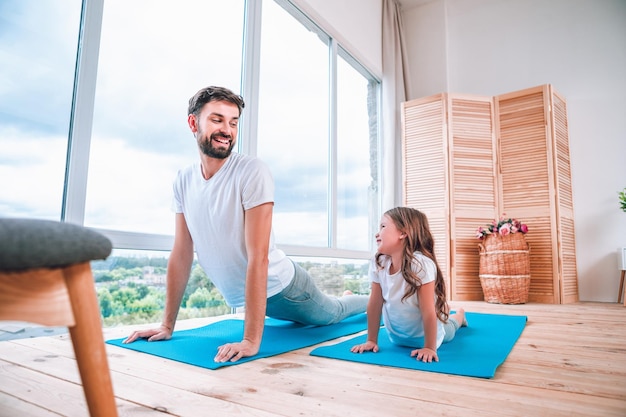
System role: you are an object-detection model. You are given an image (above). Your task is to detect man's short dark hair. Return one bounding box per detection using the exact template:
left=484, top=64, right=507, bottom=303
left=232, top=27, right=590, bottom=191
left=188, top=86, right=245, bottom=117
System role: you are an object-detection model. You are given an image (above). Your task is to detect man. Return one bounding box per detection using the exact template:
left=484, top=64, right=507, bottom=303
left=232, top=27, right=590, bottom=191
left=124, top=86, right=368, bottom=362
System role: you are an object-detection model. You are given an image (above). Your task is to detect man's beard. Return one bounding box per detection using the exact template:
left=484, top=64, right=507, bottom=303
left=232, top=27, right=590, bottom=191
left=198, top=132, right=235, bottom=159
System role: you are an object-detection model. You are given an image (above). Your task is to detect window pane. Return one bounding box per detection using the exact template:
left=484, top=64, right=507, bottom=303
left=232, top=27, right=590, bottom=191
left=257, top=1, right=329, bottom=247
left=85, top=0, right=244, bottom=234
left=337, top=57, right=378, bottom=251
left=291, top=256, right=370, bottom=296
left=94, top=249, right=228, bottom=327
left=0, top=0, right=81, bottom=219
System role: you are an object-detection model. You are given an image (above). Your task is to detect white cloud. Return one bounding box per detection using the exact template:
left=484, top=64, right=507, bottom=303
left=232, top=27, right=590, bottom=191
left=85, top=136, right=192, bottom=235
left=0, top=128, right=66, bottom=218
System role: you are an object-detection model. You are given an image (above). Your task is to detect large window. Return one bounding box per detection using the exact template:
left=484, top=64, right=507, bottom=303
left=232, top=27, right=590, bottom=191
left=257, top=1, right=330, bottom=248
left=0, top=0, right=81, bottom=219
left=85, top=0, right=245, bottom=235
left=2, top=0, right=380, bottom=278
left=0, top=0, right=380, bottom=325
left=336, top=54, right=379, bottom=252
left=257, top=1, right=380, bottom=255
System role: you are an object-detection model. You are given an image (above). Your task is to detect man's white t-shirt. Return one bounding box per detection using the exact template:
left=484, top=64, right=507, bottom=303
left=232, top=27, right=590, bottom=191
left=172, top=152, right=294, bottom=307
left=369, top=252, right=445, bottom=348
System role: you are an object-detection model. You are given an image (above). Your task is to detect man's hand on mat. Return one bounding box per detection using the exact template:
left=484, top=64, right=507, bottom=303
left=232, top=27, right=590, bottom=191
left=411, top=347, right=438, bottom=363
left=350, top=340, right=379, bottom=353
left=122, top=325, right=173, bottom=344
left=214, top=339, right=259, bottom=363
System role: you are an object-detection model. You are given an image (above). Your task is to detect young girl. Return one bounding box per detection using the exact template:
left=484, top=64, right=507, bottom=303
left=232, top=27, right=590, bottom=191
left=351, top=207, right=467, bottom=363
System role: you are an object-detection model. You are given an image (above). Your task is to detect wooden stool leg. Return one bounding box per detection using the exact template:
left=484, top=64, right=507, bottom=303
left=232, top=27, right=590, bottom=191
left=64, top=263, right=118, bottom=417
left=621, top=270, right=626, bottom=306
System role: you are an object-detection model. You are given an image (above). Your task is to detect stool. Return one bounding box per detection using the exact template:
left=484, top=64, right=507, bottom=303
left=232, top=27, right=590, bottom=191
left=0, top=218, right=118, bottom=417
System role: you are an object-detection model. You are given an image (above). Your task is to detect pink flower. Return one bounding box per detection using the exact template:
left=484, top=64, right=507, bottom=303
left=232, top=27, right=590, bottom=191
left=475, top=214, right=529, bottom=239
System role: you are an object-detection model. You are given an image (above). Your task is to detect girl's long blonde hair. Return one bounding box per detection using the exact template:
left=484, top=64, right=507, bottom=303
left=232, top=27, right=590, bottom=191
left=375, top=207, right=449, bottom=322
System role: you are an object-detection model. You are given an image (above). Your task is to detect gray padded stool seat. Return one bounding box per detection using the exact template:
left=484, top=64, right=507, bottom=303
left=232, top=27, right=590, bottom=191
left=0, top=218, right=118, bottom=417
left=0, top=218, right=112, bottom=271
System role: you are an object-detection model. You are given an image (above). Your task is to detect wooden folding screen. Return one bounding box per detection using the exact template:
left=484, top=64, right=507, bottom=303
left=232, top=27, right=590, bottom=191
left=402, top=93, right=497, bottom=301
left=448, top=95, right=499, bottom=301
left=401, top=84, right=578, bottom=303
left=495, top=85, right=578, bottom=303
left=402, top=94, right=451, bottom=293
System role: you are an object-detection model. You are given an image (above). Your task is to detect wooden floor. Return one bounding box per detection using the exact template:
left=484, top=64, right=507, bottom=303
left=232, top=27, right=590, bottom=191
left=1, top=301, right=625, bottom=417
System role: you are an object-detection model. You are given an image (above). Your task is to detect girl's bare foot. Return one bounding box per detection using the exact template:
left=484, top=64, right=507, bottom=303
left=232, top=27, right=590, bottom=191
left=452, top=308, right=468, bottom=327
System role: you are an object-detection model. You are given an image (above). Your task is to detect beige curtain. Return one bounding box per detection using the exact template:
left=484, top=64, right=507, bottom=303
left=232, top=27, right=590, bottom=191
left=381, top=0, right=410, bottom=211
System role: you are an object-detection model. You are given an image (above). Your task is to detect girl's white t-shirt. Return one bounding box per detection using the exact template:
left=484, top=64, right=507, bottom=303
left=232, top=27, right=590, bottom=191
left=369, top=252, right=445, bottom=348
left=172, top=152, right=294, bottom=307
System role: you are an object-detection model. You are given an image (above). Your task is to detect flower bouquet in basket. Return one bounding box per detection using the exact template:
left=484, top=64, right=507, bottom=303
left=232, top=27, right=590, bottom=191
left=476, top=215, right=530, bottom=304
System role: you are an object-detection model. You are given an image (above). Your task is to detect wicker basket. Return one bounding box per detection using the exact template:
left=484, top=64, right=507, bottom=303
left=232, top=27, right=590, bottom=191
left=478, top=232, right=530, bottom=304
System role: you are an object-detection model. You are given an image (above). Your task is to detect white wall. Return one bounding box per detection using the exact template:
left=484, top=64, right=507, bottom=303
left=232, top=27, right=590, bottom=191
left=293, top=0, right=383, bottom=77
left=402, top=0, right=626, bottom=301
left=403, top=0, right=449, bottom=95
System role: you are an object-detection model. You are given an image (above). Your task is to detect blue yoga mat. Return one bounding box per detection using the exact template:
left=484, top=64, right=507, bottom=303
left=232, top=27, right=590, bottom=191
left=106, top=313, right=368, bottom=369
left=310, top=312, right=527, bottom=378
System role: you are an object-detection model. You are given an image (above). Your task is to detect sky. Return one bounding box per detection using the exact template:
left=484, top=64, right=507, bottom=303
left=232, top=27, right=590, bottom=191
left=0, top=0, right=81, bottom=218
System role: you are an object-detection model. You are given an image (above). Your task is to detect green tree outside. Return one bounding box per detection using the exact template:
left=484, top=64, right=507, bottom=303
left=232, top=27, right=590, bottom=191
left=94, top=256, right=369, bottom=327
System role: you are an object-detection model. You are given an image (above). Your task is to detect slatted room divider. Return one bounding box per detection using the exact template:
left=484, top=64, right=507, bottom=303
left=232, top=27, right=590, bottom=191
left=402, top=84, right=578, bottom=303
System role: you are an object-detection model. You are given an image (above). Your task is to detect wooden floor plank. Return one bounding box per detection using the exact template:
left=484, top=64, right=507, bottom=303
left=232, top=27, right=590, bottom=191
left=254, top=351, right=623, bottom=417
left=0, top=343, right=283, bottom=417
left=0, top=360, right=168, bottom=417
left=0, top=302, right=625, bottom=417
left=0, top=391, right=60, bottom=417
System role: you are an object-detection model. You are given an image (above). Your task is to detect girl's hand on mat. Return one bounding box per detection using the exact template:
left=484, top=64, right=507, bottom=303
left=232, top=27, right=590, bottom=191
left=122, top=324, right=173, bottom=344
left=411, top=347, right=438, bottom=363
left=214, top=340, right=259, bottom=363
left=350, top=340, right=379, bottom=353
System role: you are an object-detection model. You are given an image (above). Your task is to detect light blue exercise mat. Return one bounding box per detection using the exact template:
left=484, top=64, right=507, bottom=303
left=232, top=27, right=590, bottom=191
left=106, top=313, right=368, bottom=369
left=309, top=312, right=527, bottom=378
